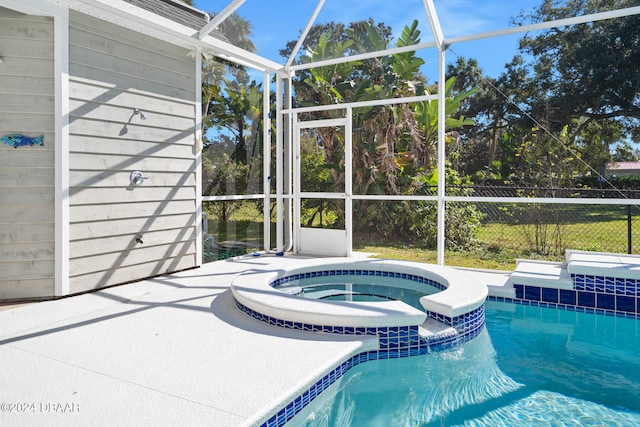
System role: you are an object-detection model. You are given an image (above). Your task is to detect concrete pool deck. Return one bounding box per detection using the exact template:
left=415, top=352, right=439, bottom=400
left=0, top=254, right=508, bottom=426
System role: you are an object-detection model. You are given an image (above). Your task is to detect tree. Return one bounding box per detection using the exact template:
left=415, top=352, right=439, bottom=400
left=279, top=19, right=393, bottom=63
left=202, top=11, right=256, bottom=137
left=509, top=0, right=640, bottom=173
left=292, top=19, right=432, bottom=195
left=204, top=82, right=263, bottom=164
left=450, top=0, right=639, bottom=186
left=201, top=11, right=261, bottom=195
left=446, top=57, right=521, bottom=180
left=514, top=0, right=640, bottom=128
left=200, top=11, right=265, bottom=235
left=286, top=19, right=482, bottom=248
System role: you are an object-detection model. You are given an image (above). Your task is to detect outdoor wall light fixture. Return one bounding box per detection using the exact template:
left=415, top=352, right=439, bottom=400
left=133, top=108, right=147, bottom=120
left=130, top=170, right=148, bottom=186
left=0, top=57, right=4, bottom=64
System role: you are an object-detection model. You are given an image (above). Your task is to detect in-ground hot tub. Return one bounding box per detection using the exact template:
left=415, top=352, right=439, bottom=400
left=231, top=257, right=488, bottom=352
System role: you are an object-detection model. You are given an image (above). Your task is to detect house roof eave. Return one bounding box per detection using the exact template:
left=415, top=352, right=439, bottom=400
left=49, top=0, right=285, bottom=73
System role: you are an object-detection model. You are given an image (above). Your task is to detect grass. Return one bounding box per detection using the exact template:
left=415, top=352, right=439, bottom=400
left=477, top=221, right=639, bottom=254
left=353, top=238, right=520, bottom=271
left=203, top=201, right=640, bottom=269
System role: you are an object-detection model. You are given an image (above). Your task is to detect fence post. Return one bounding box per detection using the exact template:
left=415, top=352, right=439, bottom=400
left=628, top=205, right=632, bottom=254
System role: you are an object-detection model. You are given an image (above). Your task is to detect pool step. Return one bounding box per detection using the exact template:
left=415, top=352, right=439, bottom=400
left=418, top=317, right=456, bottom=338
left=510, top=260, right=574, bottom=289
left=566, top=250, right=640, bottom=280
left=467, top=260, right=573, bottom=299
left=490, top=251, right=640, bottom=299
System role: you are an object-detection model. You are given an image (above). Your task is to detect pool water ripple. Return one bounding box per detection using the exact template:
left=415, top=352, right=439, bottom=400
left=288, top=301, right=640, bottom=426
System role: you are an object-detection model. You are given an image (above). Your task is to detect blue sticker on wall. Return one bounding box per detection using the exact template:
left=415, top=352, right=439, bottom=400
left=1, top=134, right=44, bottom=148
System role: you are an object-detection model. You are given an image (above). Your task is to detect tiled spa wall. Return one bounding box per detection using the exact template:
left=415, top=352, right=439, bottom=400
left=243, top=268, right=486, bottom=350
left=240, top=269, right=488, bottom=427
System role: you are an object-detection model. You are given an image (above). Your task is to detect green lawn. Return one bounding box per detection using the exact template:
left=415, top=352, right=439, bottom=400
left=204, top=200, right=640, bottom=269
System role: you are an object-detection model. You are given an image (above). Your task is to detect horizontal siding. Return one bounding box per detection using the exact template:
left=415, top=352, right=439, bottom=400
left=0, top=33, right=53, bottom=58
left=0, top=168, right=55, bottom=188
left=0, top=278, right=54, bottom=300
left=69, top=79, right=194, bottom=117
left=69, top=171, right=196, bottom=188
left=68, top=11, right=198, bottom=294
left=0, top=7, right=55, bottom=300
left=69, top=186, right=196, bottom=205
left=69, top=63, right=195, bottom=102
left=0, top=224, right=55, bottom=244
left=70, top=213, right=197, bottom=240
left=0, top=93, right=54, bottom=112
left=70, top=200, right=195, bottom=221
left=0, top=13, right=54, bottom=40
left=0, top=75, right=54, bottom=95
left=0, top=260, right=55, bottom=280
left=0, top=148, right=54, bottom=168
left=69, top=11, right=195, bottom=101
left=68, top=154, right=195, bottom=174
left=68, top=255, right=196, bottom=294
left=0, top=241, right=54, bottom=261
left=69, top=101, right=195, bottom=132
left=0, top=204, right=54, bottom=224
left=0, top=115, right=55, bottom=133
left=69, top=121, right=196, bottom=146
left=70, top=31, right=193, bottom=88
left=70, top=227, right=197, bottom=258
left=70, top=241, right=195, bottom=276
left=70, top=11, right=192, bottom=69
left=1, top=187, right=55, bottom=205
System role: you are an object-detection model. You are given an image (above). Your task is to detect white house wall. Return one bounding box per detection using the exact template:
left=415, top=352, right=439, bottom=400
left=67, top=11, right=198, bottom=294
left=0, top=6, right=56, bottom=299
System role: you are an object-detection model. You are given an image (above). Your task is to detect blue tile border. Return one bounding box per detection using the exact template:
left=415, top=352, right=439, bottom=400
left=487, top=295, right=640, bottom=319
left=490, top=272, right=640, bottom=320
left=573, top=274, right=640, bottom=296
left=254, top=271, right=640, bottom=426
left=247, top=302, right=486, bottom=427
left=269, top=269, right=446, bottom=292
left=232, top=267, right=486, bottom=427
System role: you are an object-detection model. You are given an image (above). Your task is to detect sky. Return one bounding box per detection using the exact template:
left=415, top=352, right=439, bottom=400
left=192, top=0, right=542, bottom=79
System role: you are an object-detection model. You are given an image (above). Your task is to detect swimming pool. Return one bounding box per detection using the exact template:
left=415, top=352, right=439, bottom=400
left=286, top=300, right=640, bottom=426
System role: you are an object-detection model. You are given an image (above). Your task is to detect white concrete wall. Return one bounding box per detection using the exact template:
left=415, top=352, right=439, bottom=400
left=67, top=11, right=199, bottom=293
left=0, top=6, right=56, bottom=299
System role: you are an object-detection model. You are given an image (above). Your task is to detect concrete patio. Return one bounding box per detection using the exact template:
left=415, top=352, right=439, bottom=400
left=0, top=254, right=376, bottom=427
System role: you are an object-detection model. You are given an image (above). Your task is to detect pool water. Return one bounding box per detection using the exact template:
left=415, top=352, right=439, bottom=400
left=288, top=301, right=640, bottom=426
left=275, top=276, right=440, bottom=309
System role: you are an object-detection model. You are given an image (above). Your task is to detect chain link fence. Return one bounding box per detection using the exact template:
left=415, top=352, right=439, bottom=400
left=466, top=202, right=640, bottom=257
left=456, top=185, right=640, bottom=199
left=203, top=187, right=640, bottom=268
left=202, top=199, right=270, bottom=262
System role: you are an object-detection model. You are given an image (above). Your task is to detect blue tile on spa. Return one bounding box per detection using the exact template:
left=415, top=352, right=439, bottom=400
left=524, top=286, right=541, bottom=301
left=596, top=293, right=615, bottom=310
left=514, top=284, right=524, bottom=299
left=617, top=295, right=636, bottom=313
left=542, top=288, right=559, bottom=303
left=578, top=291, right=596, bottom=308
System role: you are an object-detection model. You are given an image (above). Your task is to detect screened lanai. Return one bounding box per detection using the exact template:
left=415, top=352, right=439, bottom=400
left=5, top=3, right=640, bottom=425
left=198, top=0, right=640, bottom=269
